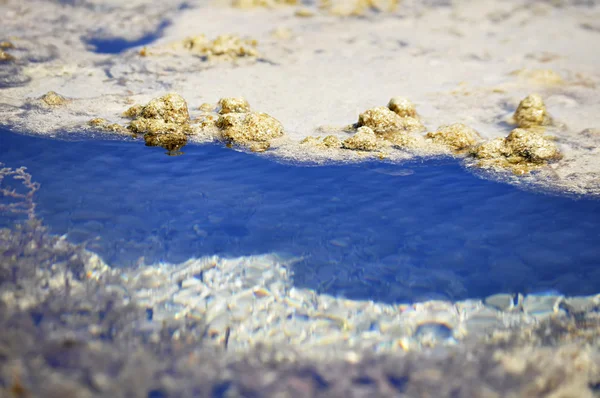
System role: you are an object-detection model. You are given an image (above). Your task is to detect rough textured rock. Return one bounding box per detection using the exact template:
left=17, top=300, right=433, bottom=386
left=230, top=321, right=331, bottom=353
left=358, top=106, right=424, bottom=135
left=426, top=123, right=481, bottom=151
left=513, top=94, right=551, bottom=128
left=357, top=106, right=406, bottom=135
left=388, top=96, right=418, bottom=118
left=217, top=111, right=284, bottom=145
left=505, top=128, right=560, bottom=162
left=125, top=93, right=192, bottom=152
left=473, top=128, right=561, bottom=174
left=322, top=135, right=341, bottom=148
left=342, top=126, right=379, bottom=151
left=40, top=91, right=68, bottom=106
left=130, top=93, right=190, bottom=126
left=218, top=97, right=251, bottom=114
left=181, top=34, right=259, bottom=59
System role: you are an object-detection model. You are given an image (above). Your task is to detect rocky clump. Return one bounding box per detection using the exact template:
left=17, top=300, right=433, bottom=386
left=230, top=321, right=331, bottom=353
left=426, top=123, right=482, bottom=152
left=40, top=91, right=68, bottom=106
left=356, top=107, right=397, bottom=134
left=513, top=94, right=551, bottom=128
left=472, top=128, right=561, bottom=174
left=217, top=110, right=284, bottom=152
left=218, top=97, right=251, bottom=114
left=125, top=93, right=192, bottom=153
left=182, top=34, right=259, bottom=59
left=342, top=126, right=379, bottom=151
left=388, top=96, right=418, bottom=118
left=352, top=97, right=425, bottom=152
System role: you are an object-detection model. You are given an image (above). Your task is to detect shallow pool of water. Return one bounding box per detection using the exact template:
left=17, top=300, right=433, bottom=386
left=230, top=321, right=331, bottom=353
left=1, top=129, right=599, bottom=303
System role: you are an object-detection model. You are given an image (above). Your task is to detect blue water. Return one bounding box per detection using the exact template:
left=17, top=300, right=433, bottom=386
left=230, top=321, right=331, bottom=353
left=85, top=20, right=170, bottom=54
left=1, top=129, right=599, bottom=303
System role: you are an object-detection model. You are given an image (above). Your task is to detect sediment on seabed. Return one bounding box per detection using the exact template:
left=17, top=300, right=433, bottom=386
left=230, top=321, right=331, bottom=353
left=2, top=221, right=600, bottom=397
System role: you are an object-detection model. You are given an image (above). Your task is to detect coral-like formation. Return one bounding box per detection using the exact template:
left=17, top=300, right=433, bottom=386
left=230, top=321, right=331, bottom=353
left=513, top=94, right=551, bottom=128
left=426, top=123, right=481, bottom=151
left=217, top=111, right=284, bottom=151
left=40, top=91, right=68, bottom=106
left=342, top=126, right=379, bottom=151
left=0, top=163, right=39, bottom=221
left=472, top=128, right=561, bottom=174
left=218, top=97, right=251, bottom=114
left=126, top=93, right=192, bottom=153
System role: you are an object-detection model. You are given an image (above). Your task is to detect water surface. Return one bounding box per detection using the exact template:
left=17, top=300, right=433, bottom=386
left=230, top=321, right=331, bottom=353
left=1, top=129, right=599, bottom=303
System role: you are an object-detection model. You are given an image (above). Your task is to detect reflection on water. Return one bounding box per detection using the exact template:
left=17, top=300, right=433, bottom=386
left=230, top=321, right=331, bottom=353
left=1, top=129, right=599, bottom=303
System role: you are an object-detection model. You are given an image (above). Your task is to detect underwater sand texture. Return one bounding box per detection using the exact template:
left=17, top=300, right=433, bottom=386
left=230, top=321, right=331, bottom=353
left=2, top=221, right=600, bottom=397
left=1, top=0, right=600, bottom=194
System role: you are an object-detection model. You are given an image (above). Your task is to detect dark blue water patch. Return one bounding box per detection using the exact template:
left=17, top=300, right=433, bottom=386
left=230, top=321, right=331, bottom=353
left=85, top=20, right=170, bottom=54
left=1, top=129, right=600, bottom=303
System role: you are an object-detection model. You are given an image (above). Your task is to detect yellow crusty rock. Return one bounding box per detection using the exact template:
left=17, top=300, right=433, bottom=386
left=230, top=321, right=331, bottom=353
left=123, top=104, right=143, bottom=119
left=218, top=97, right=251, bottom=114
left=472, top=137, right=508, bottom=160
left=40, top=91, right=68, bottom=106
left=388, top=96, right=418, bottom=118
left=504, top=128, right=560, bottom=162
left=388, top=132, right=426, bottom=149
left=182, top=34, right=259, bottom=59
left=128, top=93, right=191, bottom=135
left=126, top=93, right=192, bottom=151
left=342, top=126, right=379, bottom=151
left=357, top=106, right=405, bottom=135
left=322, top=135, right=341, bottom=148
left=513, top=94, right=550, bottom=128
left=426, top=123, right=481, bottom=151
left=472, top=128, right=561, bottom=174
left=217, top=112, right=284, bottom=144
left=134, top=93, right=189, bottom=125
left=357, top=106, right=424, bottom=136
left=144, top=130, right=188, bottom=152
